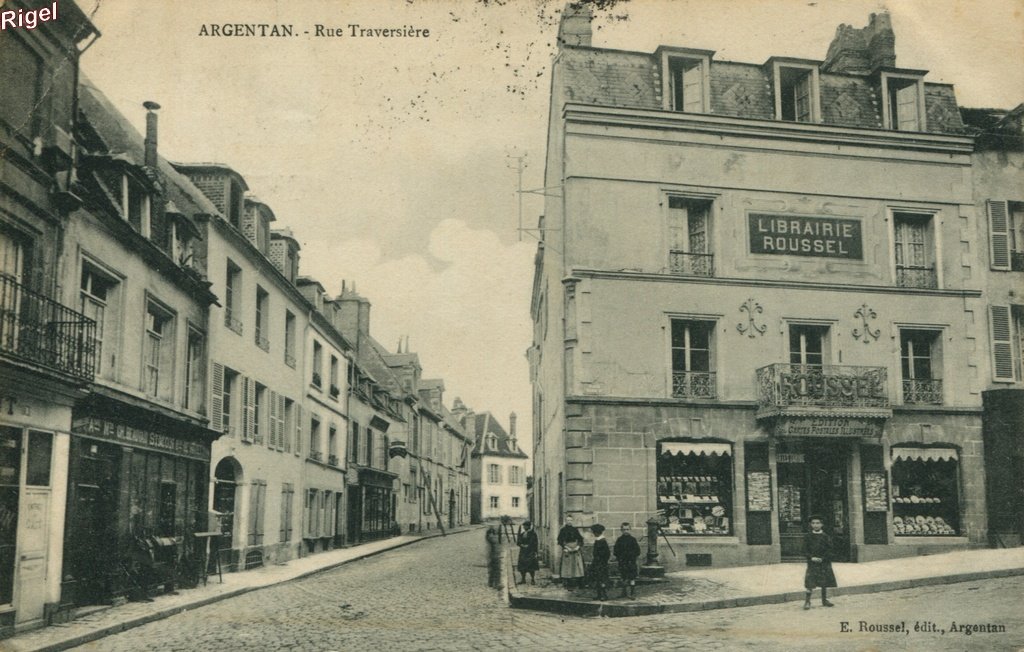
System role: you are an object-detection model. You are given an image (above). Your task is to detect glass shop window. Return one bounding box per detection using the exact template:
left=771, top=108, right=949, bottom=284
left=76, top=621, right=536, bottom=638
left=891, top=447, right=960, bottom=536
left=656, top=440, right=733, bottom=535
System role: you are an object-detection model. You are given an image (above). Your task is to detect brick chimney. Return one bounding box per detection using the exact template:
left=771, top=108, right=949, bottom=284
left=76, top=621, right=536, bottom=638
left=508, top=411, right=517, bottom=450
left=333, top=282, right=370, bottom=351
left=822, top=12, right=896, bottom=75
left=557, top=3, right=592, bottom=48
left=143, top=101, right=160, bottom=168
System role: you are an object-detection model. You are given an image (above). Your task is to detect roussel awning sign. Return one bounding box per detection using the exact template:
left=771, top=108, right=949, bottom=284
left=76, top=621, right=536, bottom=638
left=748, top=214, right=863, bottom=259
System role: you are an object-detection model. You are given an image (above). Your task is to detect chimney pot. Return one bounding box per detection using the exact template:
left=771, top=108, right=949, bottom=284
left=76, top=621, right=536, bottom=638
left=143, top=101, right=160, bottom=168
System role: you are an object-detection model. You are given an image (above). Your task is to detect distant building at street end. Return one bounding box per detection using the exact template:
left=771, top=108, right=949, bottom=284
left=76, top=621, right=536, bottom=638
left=457, top=402, right=529, bottom=523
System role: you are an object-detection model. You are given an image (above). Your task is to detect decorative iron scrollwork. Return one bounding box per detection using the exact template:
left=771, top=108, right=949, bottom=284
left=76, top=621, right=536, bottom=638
left=737, top=298, right=767, bottom=338
left=852, top=304, right=881, bottom=344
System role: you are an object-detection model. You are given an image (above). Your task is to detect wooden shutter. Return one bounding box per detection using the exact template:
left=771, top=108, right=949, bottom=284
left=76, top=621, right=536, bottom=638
left=294, top=403, right=303, bottom=455
left=253, top=385, right=264, bottom=446
left=990, top=305, right=1017, bottom=381
left=268, top=391, right=278, bottom=449
left=895, top=83, right=920, bottom=131
left=280, top=483, right=293, bottom=543
left=682, top=63, right=703, bottom=113
left=988, top=200, right=1011, bottom=271
left=249, top=479, right=266, bottom=546
left=210, top=362, right=224, bottom=432
left=242, top=377, right=254, bottom=442
left=277, top=393, right=286, bottom=449
left=283, top=400, right=292, bottom=453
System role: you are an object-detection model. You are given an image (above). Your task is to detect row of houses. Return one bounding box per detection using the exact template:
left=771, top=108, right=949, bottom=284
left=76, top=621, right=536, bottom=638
left=530, top=8, right=1024, bottom=571
left=0, top=2, right=477, bottom=635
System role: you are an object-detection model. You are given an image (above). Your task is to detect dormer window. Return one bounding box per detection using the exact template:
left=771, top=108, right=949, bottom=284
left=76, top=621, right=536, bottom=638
left=772, top=62, right=820, bottom=123
left=881, top=73, right=925, bottom=131
left=122, top=174, right=151, bottom=237
left=660, top=50, right=712, bottom=114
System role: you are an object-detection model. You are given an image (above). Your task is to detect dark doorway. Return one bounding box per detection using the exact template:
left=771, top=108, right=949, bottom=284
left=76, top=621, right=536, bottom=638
left=0, top=427, right=21, bottom=606
left=213, top=458, right=240, bottom=571
left=777, top=441, right=850, bottom=562
left=63, top=439, right=120, bottom=606
left=448, top=489, right=456, bottom=529
left=347, top=488, right=362, bottom=544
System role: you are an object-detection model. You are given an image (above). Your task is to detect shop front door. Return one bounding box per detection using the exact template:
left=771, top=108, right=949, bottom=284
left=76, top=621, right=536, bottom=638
left=777, top=441, right=850, bottom=562
left=347, top=488, right=362, bottom=544
left=64, top=440, right=119, bottom=606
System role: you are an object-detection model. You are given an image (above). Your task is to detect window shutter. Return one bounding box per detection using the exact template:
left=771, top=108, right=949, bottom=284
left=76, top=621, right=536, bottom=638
left=895, top=84, right=920, bottom=131
left=210, top=362, right=224, bottom=432
left=295, top=403, right=303, bottom=455
left=253, top=386, right=264, bottom=446
left=990, top=305, right=1017, bottom=382
left=242, top=377, right=254, bottom=442
left=268, top=391, right=279, bottom=449
left=283, top=400, right=292, bottom=453
left=988, top=200, right=1011, bottom=271
left=682, top=64, right=703, bottom=113
left=277, top=393, right=286, bottom=450
left=256, top=481, right=266, bottom=545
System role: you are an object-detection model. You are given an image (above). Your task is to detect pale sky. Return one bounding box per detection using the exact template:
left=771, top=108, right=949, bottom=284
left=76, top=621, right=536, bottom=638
left=80, top=0, right=1024, bottom=455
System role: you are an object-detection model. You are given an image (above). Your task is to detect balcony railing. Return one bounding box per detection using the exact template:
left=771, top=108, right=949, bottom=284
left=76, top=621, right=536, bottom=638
left=0, top=275, right=96, bottom=380
left=757, top=363, right=890, bottom=415
left=902, top=378, right=943, bottom=405
left=669, top=251, right=714, bottom=277
left=671, top=371, right=716, bottom=399
left=895, top=265, right=937, bottom=289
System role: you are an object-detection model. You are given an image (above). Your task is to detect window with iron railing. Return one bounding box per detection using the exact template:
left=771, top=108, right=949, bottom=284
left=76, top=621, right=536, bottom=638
left=900, top=330, right=943, bottom=405
left=671, top=319, right=716, bottom=398
left=667, top=196, right=714, bottom=277
left=894, top=213, right=937, bottom=289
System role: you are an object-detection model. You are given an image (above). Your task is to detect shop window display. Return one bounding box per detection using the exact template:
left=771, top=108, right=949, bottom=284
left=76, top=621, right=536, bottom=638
left=657, top=441, right=733, bottom=535
left=890, top=447, right=960, bottom=536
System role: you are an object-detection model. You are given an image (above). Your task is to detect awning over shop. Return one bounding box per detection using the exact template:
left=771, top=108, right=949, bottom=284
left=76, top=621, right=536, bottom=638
left=891, top=447, right=959, bottom=462
left=660, top=441, right=732, bottom=457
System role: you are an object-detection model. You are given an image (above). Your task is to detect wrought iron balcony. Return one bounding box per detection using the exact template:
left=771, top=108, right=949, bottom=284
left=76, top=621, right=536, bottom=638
left=669, top=251, right=714, bottom=277
left=902, top=378, right=943, bottom=405
left=671, top=371, right=716, bottom=399
left=0, top=275, right=96, bottom=381
left=895, top=265, right=937, bottom=289
left=756, top=363, right=890, bottom=418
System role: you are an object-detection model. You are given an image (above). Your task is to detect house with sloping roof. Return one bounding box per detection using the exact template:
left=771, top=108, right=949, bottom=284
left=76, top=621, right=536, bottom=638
left=454, top=400, right=528, bottom=523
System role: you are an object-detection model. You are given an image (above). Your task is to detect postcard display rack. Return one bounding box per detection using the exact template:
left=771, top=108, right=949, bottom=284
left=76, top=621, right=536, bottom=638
left=657, top=444, right=733, bottom=535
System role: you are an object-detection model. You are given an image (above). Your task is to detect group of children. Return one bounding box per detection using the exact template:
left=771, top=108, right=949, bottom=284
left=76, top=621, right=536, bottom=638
left=518, top=514, right=839, bottom=609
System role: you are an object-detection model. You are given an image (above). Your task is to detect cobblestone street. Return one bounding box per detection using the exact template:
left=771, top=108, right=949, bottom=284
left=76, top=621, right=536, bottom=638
left=66, top=531, right=1024, bottom=652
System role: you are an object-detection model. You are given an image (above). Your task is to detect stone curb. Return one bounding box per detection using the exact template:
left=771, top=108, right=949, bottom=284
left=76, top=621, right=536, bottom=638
left=507, top=565, right=1024, bottom=618
left=20, top=526, right=482, bottom=652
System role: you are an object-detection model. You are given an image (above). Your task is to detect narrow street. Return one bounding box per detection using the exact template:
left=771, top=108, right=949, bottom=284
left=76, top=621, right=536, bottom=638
left=72, top=530, right=1024, bottom=652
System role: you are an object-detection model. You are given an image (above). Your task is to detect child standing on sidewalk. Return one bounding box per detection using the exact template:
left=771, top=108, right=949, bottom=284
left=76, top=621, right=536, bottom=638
left=590, top=524, right=610, bottom=601
left=803, top=515, right=837, bottom=609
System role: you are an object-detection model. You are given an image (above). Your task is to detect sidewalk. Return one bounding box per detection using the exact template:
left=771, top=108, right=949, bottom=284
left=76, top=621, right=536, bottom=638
left=508, top=546, right=1024, bottom=617
left=1, top=525, right=482, bottom=652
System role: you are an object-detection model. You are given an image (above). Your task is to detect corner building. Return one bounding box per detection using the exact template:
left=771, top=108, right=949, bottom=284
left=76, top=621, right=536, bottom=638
left=530, top=9, right=991, bottom=570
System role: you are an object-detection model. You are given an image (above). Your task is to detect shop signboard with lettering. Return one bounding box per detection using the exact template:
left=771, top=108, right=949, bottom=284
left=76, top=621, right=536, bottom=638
left=749, top=214, right=863, bottom=259
left=775, top=417, right=883, bottom=438
left=71, top=416, right=209, bottom=461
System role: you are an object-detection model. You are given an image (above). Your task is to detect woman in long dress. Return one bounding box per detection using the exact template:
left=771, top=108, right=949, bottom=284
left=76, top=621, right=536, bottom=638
left=557, top=516, right=585, bottom=590
left=516, top=521, right=540, bottom=585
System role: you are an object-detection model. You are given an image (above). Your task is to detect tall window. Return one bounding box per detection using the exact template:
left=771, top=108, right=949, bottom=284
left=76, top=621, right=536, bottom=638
left=80, top=265, right=116, bottom=375
left=350, top=421, right=360, bottom=464
left=284, top=310, right=296, bottom=367
left=884, top=76, right=923, bottom=131
left=900, top=330, right=942, bottom=405
left=225, top=260, right=243, bottom=333
left=223, top=369, right=238, bottom=435
left=122, top=175, right=151, bottom=237
left=184, top=328, right=204, bottom=412
left=309, top=417, right=321, bottom=460
left=283, top=398, right=295, bottom=452
left=488, top=464, right=501, bottom=484
left=228, top=182, right=243, bottom=229
left=671, top=319, right=715, bottom=398
left=789, top=324, right=828, bottom=367
left=255, top=286, right=269, bottom=351
left=775, top=65, right=818, bottom=122
left=986, top=200, right=1024, bottom=272
left=893, top=213, right=936, bottom=289
left=0, top=33, right=43, bottom=140
left=667, top=197, right=713, bottom=277
left=145, top=302, right=173, bottom=399
left=667, top=56, right=705, bottom=113
left=364, top=427, right=373, bottom=467
left=253, top=383, right=266, bottom=444
left=329, top=355, right=340, bottom=398
left=328, top=426, right=338, bottom=464
left=311, top=340, right=323, bottom=387
left=509, top=466, right=523, bottom=485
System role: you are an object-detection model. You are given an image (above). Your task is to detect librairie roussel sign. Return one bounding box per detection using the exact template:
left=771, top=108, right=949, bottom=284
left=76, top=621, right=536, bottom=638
left=749, top=214, right=863, bottom=259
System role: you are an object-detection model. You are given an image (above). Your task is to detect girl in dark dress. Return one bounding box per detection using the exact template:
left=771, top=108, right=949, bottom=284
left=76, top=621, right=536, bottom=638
left=803, top=516, right=837, bottom=609
left=516, top=521, right=540, bottom=585
left=590, top=523, right=610, bottom=601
